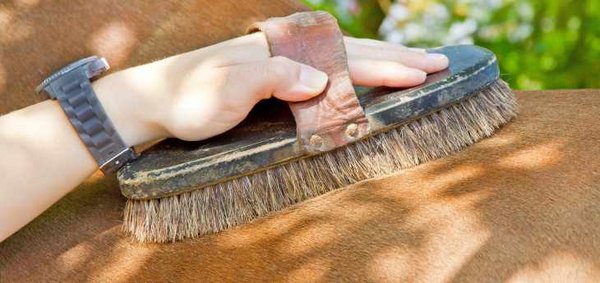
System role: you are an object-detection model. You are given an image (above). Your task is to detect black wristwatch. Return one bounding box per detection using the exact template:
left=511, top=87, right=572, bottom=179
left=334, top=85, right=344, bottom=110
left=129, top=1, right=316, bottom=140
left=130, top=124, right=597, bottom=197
left=36, top=56, right=136, bottom=174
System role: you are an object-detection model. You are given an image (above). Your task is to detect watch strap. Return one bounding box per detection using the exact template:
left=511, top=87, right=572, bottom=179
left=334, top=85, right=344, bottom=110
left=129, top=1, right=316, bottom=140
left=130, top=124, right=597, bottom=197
left=48, top=66, right=136, bottom=174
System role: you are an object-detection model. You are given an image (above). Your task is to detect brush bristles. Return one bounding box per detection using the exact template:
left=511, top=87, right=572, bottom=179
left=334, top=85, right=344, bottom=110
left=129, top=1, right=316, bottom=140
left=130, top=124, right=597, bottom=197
left=124, top=80, right=517, bottom=243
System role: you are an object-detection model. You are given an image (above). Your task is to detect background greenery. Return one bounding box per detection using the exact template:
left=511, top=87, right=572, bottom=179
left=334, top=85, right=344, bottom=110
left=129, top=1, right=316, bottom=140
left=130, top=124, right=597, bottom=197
left=303, top=0, right=599, bottom=90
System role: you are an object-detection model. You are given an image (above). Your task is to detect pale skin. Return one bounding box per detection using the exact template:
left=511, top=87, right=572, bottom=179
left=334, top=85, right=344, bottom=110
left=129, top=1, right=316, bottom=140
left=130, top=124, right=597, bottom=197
left=0, top=32, right=448, bottom=242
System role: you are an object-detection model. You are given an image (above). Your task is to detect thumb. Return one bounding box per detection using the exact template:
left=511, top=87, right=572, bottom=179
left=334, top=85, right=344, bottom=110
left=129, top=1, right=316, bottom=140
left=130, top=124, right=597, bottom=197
left=224, top=56, right=329, bottom=102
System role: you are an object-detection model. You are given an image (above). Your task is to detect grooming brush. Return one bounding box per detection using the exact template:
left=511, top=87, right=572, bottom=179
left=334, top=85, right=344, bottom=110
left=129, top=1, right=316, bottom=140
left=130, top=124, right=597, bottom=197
left=117, top=11, right=517, bottom=242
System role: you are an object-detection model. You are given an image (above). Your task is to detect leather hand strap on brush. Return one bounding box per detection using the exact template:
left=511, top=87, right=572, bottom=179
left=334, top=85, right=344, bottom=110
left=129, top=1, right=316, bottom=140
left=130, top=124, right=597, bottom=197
left=248, top=11, right=370, bottom=154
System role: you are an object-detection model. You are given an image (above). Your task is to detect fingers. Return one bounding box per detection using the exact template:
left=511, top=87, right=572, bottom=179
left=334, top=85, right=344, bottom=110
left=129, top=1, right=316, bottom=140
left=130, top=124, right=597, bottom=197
left=221, top=56, right=328, bottom=103
left=348, top=59, right=427, bottom=87
left=202, top=33, right=448, bottom=75
left=198, top=32, right=271, bottom=67
left=345, top=37, right=415, bottom=51
left=344, top=36, right=449, bottom=73
left=223, top=54, right=430, bottom=103
left=216, top=34, right=452, bottom=102
left=344, top=37, right=447, bottom=86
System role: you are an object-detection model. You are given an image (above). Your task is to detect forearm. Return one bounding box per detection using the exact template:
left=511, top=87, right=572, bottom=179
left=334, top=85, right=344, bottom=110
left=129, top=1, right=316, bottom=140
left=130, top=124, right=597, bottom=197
left=0, top=67, right=170, bottom=241
left=0, top=40, right=220, bottom=242
left=0, top=100, right=98, bottom=240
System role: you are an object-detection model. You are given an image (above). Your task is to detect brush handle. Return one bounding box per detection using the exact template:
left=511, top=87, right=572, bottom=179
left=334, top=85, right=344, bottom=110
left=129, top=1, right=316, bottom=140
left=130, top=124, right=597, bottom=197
left=247, top=11, right=369, bottom=154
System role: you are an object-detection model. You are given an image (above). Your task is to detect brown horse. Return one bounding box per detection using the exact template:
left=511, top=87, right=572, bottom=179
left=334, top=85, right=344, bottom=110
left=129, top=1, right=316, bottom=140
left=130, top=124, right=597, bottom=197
left=1, top=1, right=598, bottom=282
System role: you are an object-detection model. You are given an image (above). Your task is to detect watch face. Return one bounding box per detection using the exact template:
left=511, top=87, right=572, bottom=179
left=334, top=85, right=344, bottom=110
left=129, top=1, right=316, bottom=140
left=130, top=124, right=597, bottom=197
left=36, top=56, right=107, bottom=94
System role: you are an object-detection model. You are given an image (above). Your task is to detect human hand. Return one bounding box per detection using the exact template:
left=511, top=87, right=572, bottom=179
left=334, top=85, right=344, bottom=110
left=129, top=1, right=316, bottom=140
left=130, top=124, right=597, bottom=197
left=93, top=32, right=449, bottom=147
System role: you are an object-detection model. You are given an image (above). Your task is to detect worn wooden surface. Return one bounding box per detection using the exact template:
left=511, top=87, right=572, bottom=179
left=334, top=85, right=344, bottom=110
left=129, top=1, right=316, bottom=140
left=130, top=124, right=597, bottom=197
left=1, top=89, right=598, bottom=282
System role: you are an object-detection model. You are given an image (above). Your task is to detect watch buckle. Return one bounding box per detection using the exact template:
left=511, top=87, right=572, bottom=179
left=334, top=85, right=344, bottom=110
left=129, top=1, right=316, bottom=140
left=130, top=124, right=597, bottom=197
left=86, top=57, right=110, bottom=79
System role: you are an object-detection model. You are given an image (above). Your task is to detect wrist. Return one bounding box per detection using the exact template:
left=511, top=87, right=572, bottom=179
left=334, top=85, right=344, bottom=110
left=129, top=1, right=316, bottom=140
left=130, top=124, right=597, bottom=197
left=91, top=32, right=271, bottom=147
left=93, top=67, right=169, bottom=147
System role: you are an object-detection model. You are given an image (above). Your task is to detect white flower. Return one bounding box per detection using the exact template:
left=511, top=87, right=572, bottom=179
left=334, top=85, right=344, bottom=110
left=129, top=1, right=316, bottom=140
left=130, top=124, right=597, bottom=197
left=445, top=19, right=478, bottom=45
left=429, top=3, right=450, bottom=21
left=379, top=17, right=397, bottom=34
left=456, top=37, right=475, bottom=45
left=469, top=6, right=492, bottom=22
left=403, top=22, right=427, bottom=42
left=423, top=3, right=450, bottom=26
left=478, top=25, right=502, bottom=40
left=388, top=3, right=410, bottom=21
left=379, top=0, right=533, bottom=47
left=484, top=0, right=503, bottom=10
left=509, top=23, right=533, bottom=42
left=517, top=2, right=534, bottom=21
left=384, top=29, right=406, bottom=44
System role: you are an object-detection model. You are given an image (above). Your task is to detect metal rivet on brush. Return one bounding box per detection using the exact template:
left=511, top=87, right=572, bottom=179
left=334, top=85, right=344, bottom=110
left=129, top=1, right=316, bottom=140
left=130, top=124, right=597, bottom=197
left=345, top=123, right=358, bottom=138
left=309, top=134, right=324, bottom=150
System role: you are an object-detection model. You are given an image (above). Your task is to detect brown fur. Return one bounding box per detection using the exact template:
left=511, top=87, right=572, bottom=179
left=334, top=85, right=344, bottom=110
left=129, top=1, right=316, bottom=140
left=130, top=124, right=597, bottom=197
left=1, top=89, right=598, bottom=282
left=0, top=1, right=598, bottom=282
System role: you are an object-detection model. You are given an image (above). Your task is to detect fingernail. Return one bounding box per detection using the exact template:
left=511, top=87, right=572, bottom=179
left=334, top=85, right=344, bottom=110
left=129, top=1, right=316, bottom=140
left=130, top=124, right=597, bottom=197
left=408, top=48, right=427, bottom=53
left=299, top=65, right=328, bottom=92
left=426, top=53, right=449, bottom=62
left=411, top=69, right=427, bottom=81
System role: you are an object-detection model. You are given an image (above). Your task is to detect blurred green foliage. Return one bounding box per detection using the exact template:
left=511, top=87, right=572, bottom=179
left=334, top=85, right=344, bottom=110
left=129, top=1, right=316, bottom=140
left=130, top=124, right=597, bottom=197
left=302, top=0, right=599, bottom=90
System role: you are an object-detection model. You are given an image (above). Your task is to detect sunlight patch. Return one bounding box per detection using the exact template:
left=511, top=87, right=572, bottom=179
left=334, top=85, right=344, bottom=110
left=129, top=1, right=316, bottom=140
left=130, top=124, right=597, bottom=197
left=507, top=251, right=597, bottom=282
left=89, top=22, right=136, bottom=65
left=498, top=141, right=564, bottom=170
